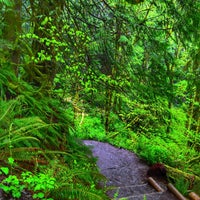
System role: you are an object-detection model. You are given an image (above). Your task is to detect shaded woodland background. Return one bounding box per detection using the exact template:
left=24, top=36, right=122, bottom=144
left=0, top=0, right=199, bottom=199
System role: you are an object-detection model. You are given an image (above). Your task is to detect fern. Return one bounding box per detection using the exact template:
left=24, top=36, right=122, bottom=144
left=0, top=61, right=107, bottom=199
left=44, top=153, right=108, bottom=200
left=51, top=187, right=108, bottom=200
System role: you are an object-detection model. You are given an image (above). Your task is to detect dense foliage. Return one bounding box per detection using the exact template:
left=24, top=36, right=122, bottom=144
left=0, top=0, right=199, bottom=198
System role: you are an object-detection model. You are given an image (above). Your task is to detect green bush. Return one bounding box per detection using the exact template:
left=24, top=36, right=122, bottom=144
left=74, top=115, right=106, bottom=140
left=135, top=135, right=173, bottom=165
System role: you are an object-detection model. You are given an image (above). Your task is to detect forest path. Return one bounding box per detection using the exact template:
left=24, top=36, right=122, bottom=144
left=83, top=140, right=179, bottom=200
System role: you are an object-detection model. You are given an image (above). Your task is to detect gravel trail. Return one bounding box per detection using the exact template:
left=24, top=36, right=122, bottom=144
left=0, top=140, right=180, bottom=200
left=83, top=140, right=179, bottom=200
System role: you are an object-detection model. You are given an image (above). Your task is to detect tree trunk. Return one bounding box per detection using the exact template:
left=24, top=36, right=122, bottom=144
left=3, top=0, right=22, bottom=75
left=165, top=165, right=200, bottom=190
left=105, top=88, right=113, bottom=132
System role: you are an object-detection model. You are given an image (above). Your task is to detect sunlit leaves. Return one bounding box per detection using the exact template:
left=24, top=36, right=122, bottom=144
left=0, top=0, right=14, bottom=7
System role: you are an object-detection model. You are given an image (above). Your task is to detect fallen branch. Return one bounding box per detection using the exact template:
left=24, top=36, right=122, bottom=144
left=165, top=165, right=200, bottom=189
left=167, top=183, right=186, bottom=200
left=189, top=192, right=200, bottom=200
left=147, top=177, right=164, bottom=192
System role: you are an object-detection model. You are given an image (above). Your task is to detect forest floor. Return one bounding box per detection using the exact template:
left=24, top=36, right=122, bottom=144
left=0, top=188, right=33, bottom=200
left=83, top=140, right=180, bottom=200
left=0, top=140, right=182, bottom=200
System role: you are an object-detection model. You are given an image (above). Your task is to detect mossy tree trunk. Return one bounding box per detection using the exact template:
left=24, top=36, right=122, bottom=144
left=26, top=0, right=66, bottom=93
left=2, top=0, right=22, bottom=99
left=186, top=49, right=200, bottom=151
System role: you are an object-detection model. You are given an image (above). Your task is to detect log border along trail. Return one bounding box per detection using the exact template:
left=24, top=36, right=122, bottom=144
left=83, top=140, right=199, bottom=200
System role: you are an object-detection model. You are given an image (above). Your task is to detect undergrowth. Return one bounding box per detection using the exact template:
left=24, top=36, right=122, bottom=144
left=71, top=108, right=200, bottom=194
left=0, top=83, right=108, bottom=199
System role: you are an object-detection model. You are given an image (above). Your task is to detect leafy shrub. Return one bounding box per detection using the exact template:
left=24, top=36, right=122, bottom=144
left=136, top=135, right=173, bottom=165
left=74, top=115, right=106, bottom=140
left=0, top=158, right=55, bottom=200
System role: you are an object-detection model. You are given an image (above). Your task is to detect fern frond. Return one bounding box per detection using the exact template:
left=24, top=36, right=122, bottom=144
left=0, top=136, right=39, bottom=147
left=51, top=186, right=108, bottom=200
left=0, top=99, right=17, bottom=121
left=0, top=147, right=42, bottom=162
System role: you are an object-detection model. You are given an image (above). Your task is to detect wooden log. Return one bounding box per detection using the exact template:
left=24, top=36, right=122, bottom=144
left=147, top=177, right=164, bottom=192
left=165, top=165, right=200, bottom=189
left=167, top=183, right=186, bottom=200
left=189, top=192, right=200, bottom=200
left=164, top=165, right=200, bottom=196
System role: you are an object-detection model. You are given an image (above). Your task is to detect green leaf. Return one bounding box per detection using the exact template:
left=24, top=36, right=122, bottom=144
left=13, top=191, right=21, bottom=198
left=34, top=184, right=42, bottom=191
left=37, top=192, right=45, bottom=198
left=33, top=192, right=45, bottom=199
left=8, top=157, right=14, bottom=165
left=0, top=0, right=14, bottom=7
left=0, top=184, right=10, bottom=192
left=118, top=35, right=129, bottom=43
left=41, top=17, right=49, bottom=26
left=0, top=167, right=9, bottom=175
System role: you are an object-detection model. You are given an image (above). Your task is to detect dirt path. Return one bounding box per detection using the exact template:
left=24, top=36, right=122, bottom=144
left=83, top=140, right=179, bottom=200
